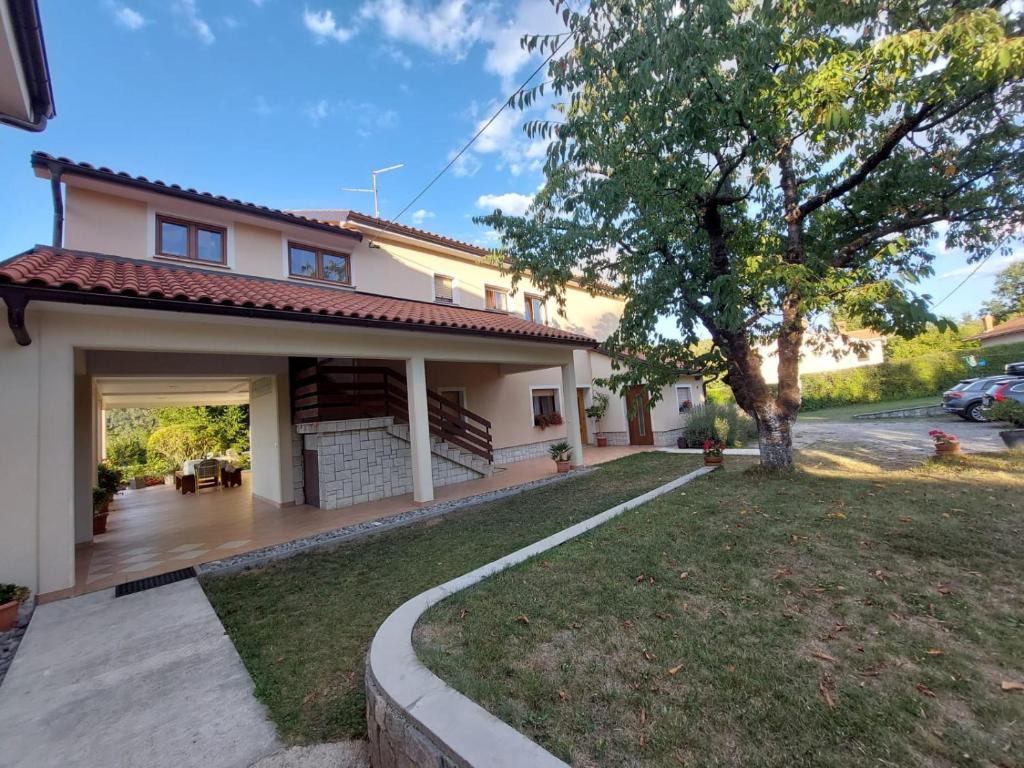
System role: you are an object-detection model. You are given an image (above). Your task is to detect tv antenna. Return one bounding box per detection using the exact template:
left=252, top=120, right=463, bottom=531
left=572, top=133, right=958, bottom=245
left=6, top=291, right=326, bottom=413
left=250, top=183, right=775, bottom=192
left=342, top=163, right=404, bottom=219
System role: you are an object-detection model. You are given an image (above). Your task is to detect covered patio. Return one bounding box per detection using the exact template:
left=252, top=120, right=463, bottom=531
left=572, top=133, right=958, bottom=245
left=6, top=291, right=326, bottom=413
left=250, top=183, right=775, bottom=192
left=73, top=445, right=652, bottom=596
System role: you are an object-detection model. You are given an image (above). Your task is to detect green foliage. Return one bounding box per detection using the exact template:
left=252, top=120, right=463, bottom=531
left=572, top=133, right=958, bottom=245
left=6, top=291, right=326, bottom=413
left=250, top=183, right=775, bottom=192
left=548, top=441, right=573, bottom=461
left=981, top=261, right=1024, bottom=321
left=105, top=408, right=159, bottom=443
left=92, top=486, right=111, bottom=513
left=683, top=403, right=756, bottom=448
left=585, top=391, right=609, bottom=423
left=800, top=340, right=1024, bottom=410
left=705, top=381, right=738, bottom=405
left=883, top=323, right=978, bottom=361
left=154, top=406, right=250, bottom=455
left=146, top=425, right=217, bottom=474
left=989, top=400, right=1024, bottom=427
left=0, top=584, right=29, bottom=604
left=106, top=431, right=147, bottom=468
left=96, top=463, right=122, bottom=495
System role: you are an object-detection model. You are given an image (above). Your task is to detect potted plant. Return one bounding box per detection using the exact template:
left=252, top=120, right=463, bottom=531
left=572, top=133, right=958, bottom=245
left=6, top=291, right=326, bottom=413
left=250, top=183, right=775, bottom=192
left=93, top=486, right=112, bottom=534
left=0, top=583, right=30, bottom=632
left=989, top=400, right=1024, bottom=449
left=548, top=441, right=573, bottom=473
left=535, top=412, right=564, bottom=429
left=929, top=429, right=961, bottom=456
left=585, top=392, right=610, bottom=447
left=703, top=438, right=726, bottom=466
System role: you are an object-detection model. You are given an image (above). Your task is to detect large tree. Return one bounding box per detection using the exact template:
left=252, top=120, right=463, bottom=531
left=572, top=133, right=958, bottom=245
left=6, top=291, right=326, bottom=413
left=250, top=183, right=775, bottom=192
left=981, top=260, right=1024, bottom=320
left=483, top=0, right=1024, bottom=468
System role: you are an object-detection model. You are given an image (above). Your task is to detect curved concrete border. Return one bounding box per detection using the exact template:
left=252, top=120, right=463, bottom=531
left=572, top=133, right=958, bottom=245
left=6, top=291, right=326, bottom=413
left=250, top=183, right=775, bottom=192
left=366, top=465, right=717, bottom=768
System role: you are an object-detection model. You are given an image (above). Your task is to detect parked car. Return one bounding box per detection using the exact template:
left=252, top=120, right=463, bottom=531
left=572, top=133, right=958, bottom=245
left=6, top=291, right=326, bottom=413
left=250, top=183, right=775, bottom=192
left=983, top=378, right=1024, bottom=410
left=942, top=374, right=1023, bottom=422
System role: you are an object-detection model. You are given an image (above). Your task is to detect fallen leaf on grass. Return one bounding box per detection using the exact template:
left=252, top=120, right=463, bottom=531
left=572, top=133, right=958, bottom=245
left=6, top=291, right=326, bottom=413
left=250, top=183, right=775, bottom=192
left=558, top=690, right=568, bottom=701
left=668, top=664, right=684, bottom=676
left=916, top=683, right=937, bottom=698
left=926, top=649, right=944, bottom=656
left=773, top=567, right=792, bottom=580
left=937, top=585, right=952, bottom=596
left=679, top=571, right=689, bottom=579
left=655, top=611, right=671, bottom=621
left=459, top=608, right=470, bottom=620
left=899, top=516, right=913, bottom=523
left=724, top=664, right=736, bottom=672
left=1001, top=681, right=1024, bottom=692
left=515, top=615, right=530, bottom=625
left=643, top=648, right=656, bottom=662
left=819, top=676, right=837, bottom=709
left=812, top=651, right=838, bottom=663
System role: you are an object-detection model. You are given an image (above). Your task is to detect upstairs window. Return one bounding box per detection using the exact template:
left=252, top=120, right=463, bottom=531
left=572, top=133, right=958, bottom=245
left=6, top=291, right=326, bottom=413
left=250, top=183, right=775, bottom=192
left=485, top=285, right=508, bottom=311
left=434, top=274, right=454, bottom=304
left=288, top=242, right=351, bottom=284
left=524, top=293, right=546, bottom=324
left=676, top=385, right=694, bottom=412
left=157, top=215, right=226, bottom=264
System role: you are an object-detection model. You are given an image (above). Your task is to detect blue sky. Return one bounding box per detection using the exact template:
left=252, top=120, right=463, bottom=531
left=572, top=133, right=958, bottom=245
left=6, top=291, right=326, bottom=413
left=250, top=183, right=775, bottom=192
left=0, top=0, right=1015, bottom=335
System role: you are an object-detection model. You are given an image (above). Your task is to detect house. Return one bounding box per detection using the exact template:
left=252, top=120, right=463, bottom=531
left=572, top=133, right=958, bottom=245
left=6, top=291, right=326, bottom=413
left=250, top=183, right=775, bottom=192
left=970, top=314, right=1024, bottom=347
left=0, top=0, right=54, bottom=131
left=0, top=152, right=702, bottom=598
left=756, top=328, right=886, bottom=385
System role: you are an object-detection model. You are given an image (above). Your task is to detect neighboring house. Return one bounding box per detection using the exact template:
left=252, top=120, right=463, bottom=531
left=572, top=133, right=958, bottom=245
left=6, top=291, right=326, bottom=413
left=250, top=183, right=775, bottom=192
left=0, top=152, right=701, bottom=596
left=756, top=328, right=886, bottom=385
left=0, top=0, right=54, bottom=131
left=970, top=314, right=1024, bottom=347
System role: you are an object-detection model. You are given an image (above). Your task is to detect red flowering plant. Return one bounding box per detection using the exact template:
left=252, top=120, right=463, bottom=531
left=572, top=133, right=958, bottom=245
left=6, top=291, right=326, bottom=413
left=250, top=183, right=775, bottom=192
left=703, top=438, right=726, bottom=457
left=928, top=429, right=960, bottom=447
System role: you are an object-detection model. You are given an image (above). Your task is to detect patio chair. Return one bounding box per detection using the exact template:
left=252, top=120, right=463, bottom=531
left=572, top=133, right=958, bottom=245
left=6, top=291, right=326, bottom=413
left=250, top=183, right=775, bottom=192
left=194, top=459, right=220, bottom=491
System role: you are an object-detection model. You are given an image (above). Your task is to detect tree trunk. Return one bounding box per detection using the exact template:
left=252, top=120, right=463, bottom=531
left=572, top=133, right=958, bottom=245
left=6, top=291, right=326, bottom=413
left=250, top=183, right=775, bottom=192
left=755, top=409, right=794, bottom=470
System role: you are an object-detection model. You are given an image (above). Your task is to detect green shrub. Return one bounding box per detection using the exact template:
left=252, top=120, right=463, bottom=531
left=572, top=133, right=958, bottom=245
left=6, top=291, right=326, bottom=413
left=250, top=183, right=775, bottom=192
left=799, top=340, right=1024, bottom=411
left=147, top=425, right=216, bottom=472
left=106, top=431, right=147, bottom=468
left=97, top=463, right=123, bottom=495
left=0, top=584, right=29, bottom=604
left=989, top=400, right=1024, bottom=428
left=684, top=403, right=756, bottom=448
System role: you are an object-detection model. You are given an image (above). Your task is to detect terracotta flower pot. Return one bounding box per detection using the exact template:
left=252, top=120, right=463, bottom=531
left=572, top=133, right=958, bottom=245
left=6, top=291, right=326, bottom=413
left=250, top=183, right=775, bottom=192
left=935, top=443, right=961, bottom=456
left=555, top=460, right=572, bottom=473
left=0, top=600, right=18, bottom=632
left=704, top=455, right=724, bottom=466
left=596, top=436, right=609, bottom=448
left=93, top=512, right=108, bottom=535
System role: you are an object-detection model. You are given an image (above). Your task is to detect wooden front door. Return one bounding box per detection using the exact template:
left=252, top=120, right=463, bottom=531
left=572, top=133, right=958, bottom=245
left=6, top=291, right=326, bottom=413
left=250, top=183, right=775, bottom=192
left=626, top=387, right=654, bottom=446
left=576, top=388, right=589, bottom=446
left=302, top=449, right=320, bottom=508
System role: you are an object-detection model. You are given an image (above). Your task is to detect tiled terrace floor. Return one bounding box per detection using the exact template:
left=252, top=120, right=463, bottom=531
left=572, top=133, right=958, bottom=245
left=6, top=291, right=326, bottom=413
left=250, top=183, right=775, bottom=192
left=71, top=445, right=652, bottom=598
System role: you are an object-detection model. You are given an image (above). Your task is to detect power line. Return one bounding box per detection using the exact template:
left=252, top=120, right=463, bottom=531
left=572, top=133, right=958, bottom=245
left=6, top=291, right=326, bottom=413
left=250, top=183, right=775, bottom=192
left=931, top=253, right=993, bottom=309
left=378, top=32, right=573, bottom=231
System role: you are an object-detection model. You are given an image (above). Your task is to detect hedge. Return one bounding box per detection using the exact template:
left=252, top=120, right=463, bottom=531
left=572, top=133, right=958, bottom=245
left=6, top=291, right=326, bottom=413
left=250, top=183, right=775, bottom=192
left=799, top=340, right=1024, bottom=411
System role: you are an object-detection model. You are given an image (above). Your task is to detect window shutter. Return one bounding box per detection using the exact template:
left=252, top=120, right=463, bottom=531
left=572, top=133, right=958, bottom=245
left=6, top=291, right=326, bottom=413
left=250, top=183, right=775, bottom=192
left=434, top=275, right=453, bottom=303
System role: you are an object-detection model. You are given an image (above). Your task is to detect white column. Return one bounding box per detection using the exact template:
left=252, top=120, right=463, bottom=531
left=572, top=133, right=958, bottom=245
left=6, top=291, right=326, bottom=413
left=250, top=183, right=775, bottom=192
left=250, top=375, right=291, bottom=505
left=562, top=360, right=585, bottom=467
left=405, top=356, right=434, bottom=503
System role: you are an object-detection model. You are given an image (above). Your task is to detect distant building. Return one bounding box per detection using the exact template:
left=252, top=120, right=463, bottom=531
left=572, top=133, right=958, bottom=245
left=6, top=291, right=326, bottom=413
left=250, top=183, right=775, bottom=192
left=0, top=0, right=55, bottom=131
left=970, top=314, right=1024, bottom=348
left=756, top=328, right=886, bottom=385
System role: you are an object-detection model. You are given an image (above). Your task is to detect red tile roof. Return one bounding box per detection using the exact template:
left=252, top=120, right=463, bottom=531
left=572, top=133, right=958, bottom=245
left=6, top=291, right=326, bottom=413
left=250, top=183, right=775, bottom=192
left=971, top=315, right=1024, bottom=341
left=31, top=153, right=362, bottom=244
left=0, top=247, right=596, bottom=346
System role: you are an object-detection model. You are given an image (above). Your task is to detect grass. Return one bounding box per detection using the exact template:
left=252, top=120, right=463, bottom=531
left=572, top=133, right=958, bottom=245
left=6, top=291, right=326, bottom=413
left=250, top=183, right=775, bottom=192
left=416, top=451, right=1024, bottom=768
left=799, top=395, right=942, bottom=422
left=201, top=451, right=703, bottom=744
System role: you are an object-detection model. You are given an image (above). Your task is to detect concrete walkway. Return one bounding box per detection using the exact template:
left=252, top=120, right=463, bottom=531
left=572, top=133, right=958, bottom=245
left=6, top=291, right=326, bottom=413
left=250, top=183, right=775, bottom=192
left=0, top=579, right=280, bottom=768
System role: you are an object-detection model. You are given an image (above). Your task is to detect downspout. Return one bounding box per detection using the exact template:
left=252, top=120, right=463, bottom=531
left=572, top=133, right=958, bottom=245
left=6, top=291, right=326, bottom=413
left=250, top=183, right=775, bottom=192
left=49, top=162, right=63, bottom=247
left=3, top=292, right=32, bottom=346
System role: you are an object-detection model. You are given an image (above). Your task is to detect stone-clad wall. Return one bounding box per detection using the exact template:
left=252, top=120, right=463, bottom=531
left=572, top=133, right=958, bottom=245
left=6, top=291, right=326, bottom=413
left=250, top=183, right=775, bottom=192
left=492, top=437, right=564, bottom=464
left=296, top=417, right=481, bottom=510
left=653, top=428, right=685, bottom=447
left=291, top=432, right=305, bottom=506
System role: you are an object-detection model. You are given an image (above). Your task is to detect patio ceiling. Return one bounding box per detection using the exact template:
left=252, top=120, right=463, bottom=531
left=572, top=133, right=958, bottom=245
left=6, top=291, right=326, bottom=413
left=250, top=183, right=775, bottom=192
left=96, top=376, right=250, bottom=409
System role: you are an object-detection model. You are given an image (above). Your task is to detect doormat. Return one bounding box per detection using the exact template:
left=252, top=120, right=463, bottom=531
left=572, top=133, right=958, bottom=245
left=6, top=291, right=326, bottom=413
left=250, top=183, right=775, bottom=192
left=114, top=567, right=197, bottom=597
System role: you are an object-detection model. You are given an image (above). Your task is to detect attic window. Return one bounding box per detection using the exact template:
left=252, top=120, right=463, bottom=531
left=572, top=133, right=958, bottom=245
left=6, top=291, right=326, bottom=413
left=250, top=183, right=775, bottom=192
left=288, top=242, right=351, bottom=284
left=156, top=215, right=226, bottom=264
left=434, top=275, right=454, bottom=304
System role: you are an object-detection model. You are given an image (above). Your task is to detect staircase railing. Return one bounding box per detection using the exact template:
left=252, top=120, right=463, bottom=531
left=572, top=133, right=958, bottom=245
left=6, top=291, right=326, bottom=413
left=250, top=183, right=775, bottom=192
left=291, top=361, right=493, bottom=462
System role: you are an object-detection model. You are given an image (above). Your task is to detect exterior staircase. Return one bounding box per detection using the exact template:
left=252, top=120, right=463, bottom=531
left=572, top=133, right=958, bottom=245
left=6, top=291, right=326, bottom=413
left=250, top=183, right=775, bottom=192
left=385, top=424, right=493, bottom=478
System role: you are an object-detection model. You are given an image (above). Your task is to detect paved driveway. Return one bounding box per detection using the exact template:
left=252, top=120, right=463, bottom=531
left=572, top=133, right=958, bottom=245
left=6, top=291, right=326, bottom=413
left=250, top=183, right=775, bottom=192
left=793, top=414, right=1006, bottom=465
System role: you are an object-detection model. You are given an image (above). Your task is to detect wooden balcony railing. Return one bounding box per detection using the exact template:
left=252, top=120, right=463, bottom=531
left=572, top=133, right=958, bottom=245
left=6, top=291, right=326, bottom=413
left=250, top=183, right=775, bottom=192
left=291, top=361, right=493, bottom=462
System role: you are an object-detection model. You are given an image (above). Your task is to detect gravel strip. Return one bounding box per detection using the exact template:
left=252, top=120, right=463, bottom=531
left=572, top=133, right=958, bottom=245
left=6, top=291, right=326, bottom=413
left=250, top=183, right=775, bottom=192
left=0, top=598, right=36, bottom=687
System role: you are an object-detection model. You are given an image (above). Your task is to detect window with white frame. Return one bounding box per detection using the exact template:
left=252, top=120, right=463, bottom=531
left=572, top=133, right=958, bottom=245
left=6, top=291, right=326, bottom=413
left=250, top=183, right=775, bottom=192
left=531, top=387, right=561, bottom=427
left=434, top=274, right=454, bottom=304
left=485, top=285, right=508, bottom=311
left=524, top=293, right=546, bottom=324
left=676, top=385, right=694, bottom=413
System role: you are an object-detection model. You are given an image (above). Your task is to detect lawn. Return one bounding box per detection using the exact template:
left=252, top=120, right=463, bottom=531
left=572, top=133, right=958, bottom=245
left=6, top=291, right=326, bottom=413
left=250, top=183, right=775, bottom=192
left=201, top=451, right=702, bottom=743
left=416, top=451, right=1024, bottom=768
left=799, top=395, right=942, bottom=421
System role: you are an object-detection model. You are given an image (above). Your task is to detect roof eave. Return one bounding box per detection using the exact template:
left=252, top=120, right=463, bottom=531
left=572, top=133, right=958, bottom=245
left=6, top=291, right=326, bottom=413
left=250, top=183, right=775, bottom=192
left=1, top=0, right=54, bottom=132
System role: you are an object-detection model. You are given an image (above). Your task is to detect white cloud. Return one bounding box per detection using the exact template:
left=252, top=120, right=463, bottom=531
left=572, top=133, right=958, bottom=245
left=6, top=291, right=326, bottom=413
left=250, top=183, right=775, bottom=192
left=303, top=8, right=356, bottom=43
left=939, top=250, right=1024, bottom=279
left=254, top=95, right=273, bottom=117
left=110, top=4, right=147, bottom=30
left=305, top=98, right=331, bottom=123
left=359, top=0, right=484, bottom=59
left=174, top=0, right=215, bottom=44
left=304, top=98, right=399, bottom=136
left=449, top=150, right=482, bottom=178
left=411, top=209, right=436, bottom=225
left=483, top=0, right=565, bottom=89
left=476, top=192, right=533, bottom=216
